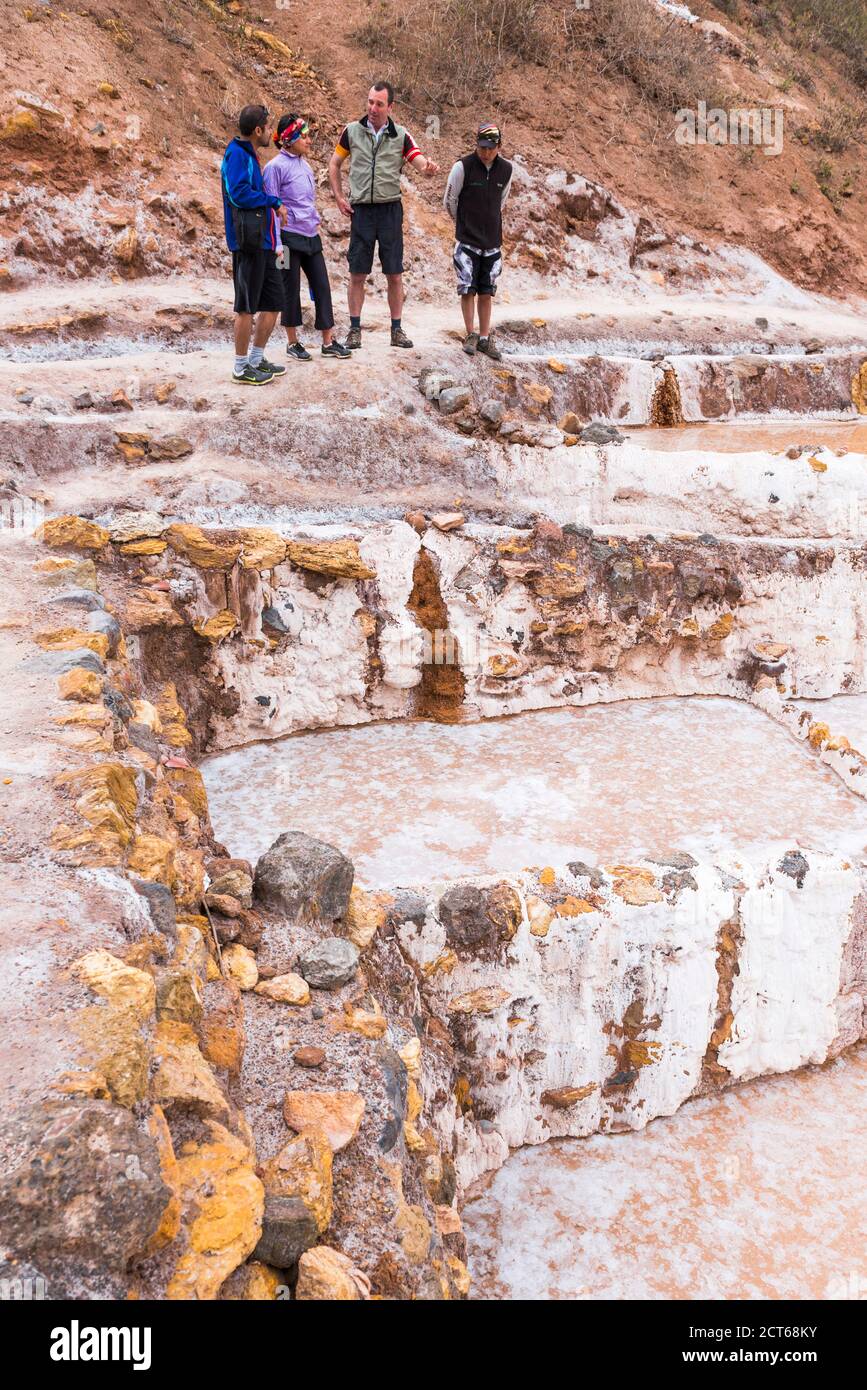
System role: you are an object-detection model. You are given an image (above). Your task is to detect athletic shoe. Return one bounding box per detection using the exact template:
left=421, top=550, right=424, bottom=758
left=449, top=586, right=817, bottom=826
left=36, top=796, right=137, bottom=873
left=231, top=364, right=274, bottom=385
left=477, top=335, right=502, bottom=361
left=257, top=357, right=287, bottom=376
left=286, top=343, right=312, bottom=362
left=391, top=326, right=414, bottom=348
left=463, top=332, right=480, bottom=356
left=322, top=340, right=351, bottom=359
left=345, top=326, right=362, bottom=350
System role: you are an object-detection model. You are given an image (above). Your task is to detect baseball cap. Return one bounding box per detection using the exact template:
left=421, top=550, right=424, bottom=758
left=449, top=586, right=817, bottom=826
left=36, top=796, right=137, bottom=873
left=476, top=122, right=501, bottom=148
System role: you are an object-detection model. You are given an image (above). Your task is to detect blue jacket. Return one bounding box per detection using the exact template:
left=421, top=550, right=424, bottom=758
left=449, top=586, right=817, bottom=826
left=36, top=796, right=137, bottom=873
left=221, top=138, right=282, bottom=251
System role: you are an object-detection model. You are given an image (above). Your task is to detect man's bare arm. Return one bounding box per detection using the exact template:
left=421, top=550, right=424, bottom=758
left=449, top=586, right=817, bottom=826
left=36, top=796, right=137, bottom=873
left=329, top=151, right=351, bottom=216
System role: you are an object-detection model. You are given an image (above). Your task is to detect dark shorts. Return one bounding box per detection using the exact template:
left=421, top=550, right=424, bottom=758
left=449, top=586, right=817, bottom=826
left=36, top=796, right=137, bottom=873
left=348, top=201, right=404, bottom=276
left=454, top=242, right=503, bottom=296
left=231, top=249, right=284, bottom=315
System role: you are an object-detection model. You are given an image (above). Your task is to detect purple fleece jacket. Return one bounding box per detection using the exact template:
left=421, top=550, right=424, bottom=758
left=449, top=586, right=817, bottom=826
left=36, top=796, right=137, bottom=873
left=262, top=152, right=321, bottom=238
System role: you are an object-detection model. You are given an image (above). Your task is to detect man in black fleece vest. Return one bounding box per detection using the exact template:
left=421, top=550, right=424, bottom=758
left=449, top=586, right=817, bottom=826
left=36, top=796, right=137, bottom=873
left=443, top=123, right=513, bottom=360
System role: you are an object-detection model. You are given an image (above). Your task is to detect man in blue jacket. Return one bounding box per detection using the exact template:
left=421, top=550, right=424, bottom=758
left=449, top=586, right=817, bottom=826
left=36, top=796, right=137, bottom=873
left=221, top=104, right=288, bottom=384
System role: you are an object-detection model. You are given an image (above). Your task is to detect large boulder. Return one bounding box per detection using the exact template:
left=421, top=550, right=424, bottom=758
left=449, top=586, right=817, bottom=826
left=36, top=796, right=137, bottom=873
left=254, top=833, right=354, bottom=922
left=0, top=1100, right=171, bottom=1270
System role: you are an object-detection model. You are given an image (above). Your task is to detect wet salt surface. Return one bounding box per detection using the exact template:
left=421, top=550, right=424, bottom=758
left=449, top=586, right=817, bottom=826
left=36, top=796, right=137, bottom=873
left=464, top=1048, right=867, bottom=1300
left=792, top=694, right=867, bottom=758
left=202, top=696, right=867, bottom=885
left=621, top=419, right=867, bottom=454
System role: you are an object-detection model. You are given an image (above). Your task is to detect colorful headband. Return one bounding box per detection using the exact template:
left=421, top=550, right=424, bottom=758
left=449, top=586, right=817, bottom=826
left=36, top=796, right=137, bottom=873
left=275, top=118, right=309, bottom=147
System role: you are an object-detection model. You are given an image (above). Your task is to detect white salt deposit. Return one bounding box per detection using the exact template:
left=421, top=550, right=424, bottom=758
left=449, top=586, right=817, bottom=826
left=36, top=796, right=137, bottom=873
left=463, top=1048, right=867, bottom=1300
left=792, top=694, right=867, bottom=760
left=201, top=696, right=867, bottom=884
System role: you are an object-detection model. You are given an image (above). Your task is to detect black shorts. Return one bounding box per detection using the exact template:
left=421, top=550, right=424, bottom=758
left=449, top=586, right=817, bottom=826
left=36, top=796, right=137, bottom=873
left=454, top=242, right=503, bottom=296
left=348, top=201, right=404, bottom=276
left=231, top=249, right=284, bottom=315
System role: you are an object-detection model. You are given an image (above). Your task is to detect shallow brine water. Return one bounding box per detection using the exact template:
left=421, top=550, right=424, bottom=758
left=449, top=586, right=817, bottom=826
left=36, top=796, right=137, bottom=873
left=202, top=696, right=867, bottom=884
left=463, top=1048, right=867, bottom=1300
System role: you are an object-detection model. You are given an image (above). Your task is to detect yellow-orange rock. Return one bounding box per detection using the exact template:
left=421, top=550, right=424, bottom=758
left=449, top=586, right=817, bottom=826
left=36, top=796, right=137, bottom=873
left=124, top=588, right=183, bottom=631
left=342, top=883, right=390, bottom=951
left=196, top=609, right=238, bottom=643
left=58, top=667, right=104, bottom=702
left=259, top=1131, right=333, bottom=1234
left=37, top=627, right=110, bottom=660
left=53, top=702, right=112, bottom=729
left=254, top=972, right=310, bottom=1006
left=156, top=682, right=193, bottom=747
left=396, top=1201, right=432, bottom=1264
left=238, top=527, right=287, bottom=570
left=705, top=611, right=734, bottom=642
left=284, top=537, right=375, bottom=580
left=166, top=1121, right=264, bottom=1301
left=447, top=1255, right=471, bottom=1296
left=541, top=1083, right=597, bottom=1108
left=53, top=762, right=138, bottom=852
left=165, top=764, right=208, bottom=817
left=145, top=1105, right=182, bottom=1253
left=852, top=361, right=867, bottom=415
left=173, top=848, right=206, bottom=909
left=219, top=1262, right=281, bottom=1300
left=334, top=1002, right=387, bottom=1038
left=199, top=978, right=245, bottom=1075
left=554, top=895, right=595, bottom=917
left=222, top=944, right=258, bottom=991
left=523, top=382, right=553, bottom=414
left=295, top=1246, right=366, bottom=1301
left=527, top=896, right=554, bottom=937
left=165, top=523, right=241, bottom=569
left=448, top=986, right=510, bottom=1015
left=73, top=949, right=155, bottom=1019
left=152, top=1019, right=229, bottom=1119
left=399, top=1036, right=422, bottom=1077
left=131, top=698, right=162, bottom=731
left=127, top=832, right=176, bottom=887
left=120, top=539, right=167, bottom=556
left=283, top=1090, right=365, bottom=1152
left=609, top=866, right=663, bottom=906
left=37, top=515, right=109, bottom=550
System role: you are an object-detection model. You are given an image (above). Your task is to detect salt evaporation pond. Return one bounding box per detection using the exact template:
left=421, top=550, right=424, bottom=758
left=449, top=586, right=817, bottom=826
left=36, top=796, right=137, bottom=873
left=202, top=696, right=867, bottom=884
left=463, top=1048, right=867, bottom=1300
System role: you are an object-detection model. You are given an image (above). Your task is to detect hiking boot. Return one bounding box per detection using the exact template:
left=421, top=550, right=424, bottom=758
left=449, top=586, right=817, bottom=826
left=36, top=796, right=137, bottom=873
left=286, top=342, right=312, bottom=362
left=462, top=332, right=480, bottom=355
left=477, top=335, right=502, bottom=361
left=322, top=340, right=351, bottom=359
left=258, top=357, right=286, bottom=376
left=345, top=326, right=362, bottom=350
left=232, top=363, right=274, bottom=386
left=390, top=326, right=414, bottom=348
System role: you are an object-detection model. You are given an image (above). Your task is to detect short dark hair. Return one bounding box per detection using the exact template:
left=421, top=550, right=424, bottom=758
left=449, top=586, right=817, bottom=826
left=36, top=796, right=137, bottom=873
left=238, top=103, right=269, bottom=136
left=371, top=80, right=394, bottom=105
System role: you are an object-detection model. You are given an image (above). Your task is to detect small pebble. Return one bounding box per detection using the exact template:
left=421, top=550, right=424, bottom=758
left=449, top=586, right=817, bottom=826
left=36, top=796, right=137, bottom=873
left=294, top=1047, right=326, bottom=1069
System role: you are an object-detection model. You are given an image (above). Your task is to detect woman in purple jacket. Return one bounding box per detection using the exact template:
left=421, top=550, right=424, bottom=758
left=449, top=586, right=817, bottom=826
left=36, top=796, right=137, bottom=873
left=263, top=115, right=350, bottom=360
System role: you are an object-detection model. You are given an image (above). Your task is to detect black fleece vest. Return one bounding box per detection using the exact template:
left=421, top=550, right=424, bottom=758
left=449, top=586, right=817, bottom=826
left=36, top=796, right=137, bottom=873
left=455, top=152, right=512, bottom=250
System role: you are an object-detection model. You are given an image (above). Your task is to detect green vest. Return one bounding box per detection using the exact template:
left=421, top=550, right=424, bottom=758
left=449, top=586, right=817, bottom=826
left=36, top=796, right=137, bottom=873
left=345, top=117, right=407, bottom=205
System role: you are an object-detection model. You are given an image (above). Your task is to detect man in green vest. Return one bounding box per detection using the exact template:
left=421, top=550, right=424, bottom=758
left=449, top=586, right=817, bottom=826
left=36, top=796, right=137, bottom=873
left=329, top=81, right=439, bottom=350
